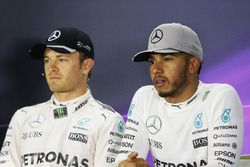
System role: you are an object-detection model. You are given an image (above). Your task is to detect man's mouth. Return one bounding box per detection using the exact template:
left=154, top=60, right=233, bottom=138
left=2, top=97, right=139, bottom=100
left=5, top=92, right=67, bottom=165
left=48, top=74, right=62, bottom=80
left=153, top=77, right=167, bottom=88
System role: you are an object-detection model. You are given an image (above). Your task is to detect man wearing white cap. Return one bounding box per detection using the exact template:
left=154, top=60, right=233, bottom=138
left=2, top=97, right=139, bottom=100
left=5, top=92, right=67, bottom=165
left=116, top=23, right=243, bottom=167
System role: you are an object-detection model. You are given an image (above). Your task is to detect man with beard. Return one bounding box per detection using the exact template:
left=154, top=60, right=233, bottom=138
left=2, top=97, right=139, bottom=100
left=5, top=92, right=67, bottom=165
left=116, top=23, right=243, bottom=167
left=0, top=27, right=124, bottom=167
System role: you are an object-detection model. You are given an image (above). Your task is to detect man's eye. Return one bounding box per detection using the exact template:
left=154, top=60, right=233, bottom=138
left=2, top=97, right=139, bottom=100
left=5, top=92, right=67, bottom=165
left=163, top=57, right=173, bottom=62
left=59, top=58, right=67, bottom=62
left=148, top=59, right=155, bottom=64
left=44, top=59, right=50, bottom=63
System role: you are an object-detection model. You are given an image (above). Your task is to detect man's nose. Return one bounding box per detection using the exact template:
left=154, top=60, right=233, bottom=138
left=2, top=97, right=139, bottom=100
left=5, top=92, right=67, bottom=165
left=48, top=61, right=59, bottom=72
left=152, top=62, right=163, bottom=75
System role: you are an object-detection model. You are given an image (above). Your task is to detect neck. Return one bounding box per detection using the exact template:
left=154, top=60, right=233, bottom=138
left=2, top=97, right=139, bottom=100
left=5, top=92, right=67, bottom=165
left=53, top=86, right=88, bottom=102
left=165, top=79, right=199, bottom=104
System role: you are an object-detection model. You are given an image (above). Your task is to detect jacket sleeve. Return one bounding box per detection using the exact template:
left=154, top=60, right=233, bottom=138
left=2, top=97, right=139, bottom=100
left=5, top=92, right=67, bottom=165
left=0, top=110, right=24, bottom=167
left=115, top=88, right=150, bottom=164
left=206, top=85, right=244, bottom=167
left=94, top=113, right=125, bottom=167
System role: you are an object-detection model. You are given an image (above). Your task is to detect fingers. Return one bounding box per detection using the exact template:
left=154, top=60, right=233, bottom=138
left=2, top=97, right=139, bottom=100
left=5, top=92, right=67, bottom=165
left=127, top=151, right=138, bottom=161
left=118, top=160, right=136, bottom=167
left=119, top=159, right=149, bottom=167
left=119, top=152, right=149, bottom=167
left=118, top=161, right=125, bottom=167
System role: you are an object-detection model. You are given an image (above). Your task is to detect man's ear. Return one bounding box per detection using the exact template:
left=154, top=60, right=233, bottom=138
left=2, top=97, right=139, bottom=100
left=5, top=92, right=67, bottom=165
left=189, top=57, right=201, bottom=75
left=82, top=58, right=94, bottom=74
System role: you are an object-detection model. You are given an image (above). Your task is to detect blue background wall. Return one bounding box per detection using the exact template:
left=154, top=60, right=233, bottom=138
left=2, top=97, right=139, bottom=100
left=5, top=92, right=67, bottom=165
left=1, top=0, right=249, bottom=164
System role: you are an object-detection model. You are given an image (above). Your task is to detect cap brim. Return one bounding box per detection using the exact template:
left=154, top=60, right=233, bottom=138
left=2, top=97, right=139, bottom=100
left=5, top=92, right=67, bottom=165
left=132, top=49, right=180, bottom=62
left=29, top=44, right=71, bottom=59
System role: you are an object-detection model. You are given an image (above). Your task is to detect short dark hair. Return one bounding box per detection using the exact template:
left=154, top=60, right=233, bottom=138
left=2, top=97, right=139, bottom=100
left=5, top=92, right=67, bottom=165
left=79, top=52, right=93, bottom=79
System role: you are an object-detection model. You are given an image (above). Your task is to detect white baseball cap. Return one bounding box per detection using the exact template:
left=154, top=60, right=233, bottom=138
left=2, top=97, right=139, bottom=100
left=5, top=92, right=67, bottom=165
left=132, top=23, right=203, bottom=62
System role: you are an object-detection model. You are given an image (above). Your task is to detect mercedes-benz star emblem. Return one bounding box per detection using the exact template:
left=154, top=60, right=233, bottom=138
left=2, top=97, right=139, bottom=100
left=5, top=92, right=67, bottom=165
left=150, top=29, right=163, bottom=44
left=29, top=114, right=46, bottom=128
left=48, top=30, right=61, bottom=41
left=146, top=115, right=162, bottom=135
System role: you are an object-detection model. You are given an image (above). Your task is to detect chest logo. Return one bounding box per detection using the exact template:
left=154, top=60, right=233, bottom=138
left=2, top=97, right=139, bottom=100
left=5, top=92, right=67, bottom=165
left=128, top=104, right=135, bottom=117
left=29, top=114, right=46, bottom=128
left=194, top=113, right=203, bottom=129
left=221, top=108, right=231, bottom=123
left=54, top=107, right=68, bottom=119
left=117, top=120, right=125, bottom=132
left=146, top=115, right=162, bottom=135
left=78, top=118, right=90, bottom=127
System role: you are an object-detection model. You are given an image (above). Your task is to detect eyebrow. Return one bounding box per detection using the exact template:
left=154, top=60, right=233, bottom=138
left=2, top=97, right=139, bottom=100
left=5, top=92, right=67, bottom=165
left=148, top=53, right=176, bottom=59
left=56, top=55, right=69, bottom=58
left=44, top=54, right=69, bottom=59
left=162, top=53, right=178, bottom=57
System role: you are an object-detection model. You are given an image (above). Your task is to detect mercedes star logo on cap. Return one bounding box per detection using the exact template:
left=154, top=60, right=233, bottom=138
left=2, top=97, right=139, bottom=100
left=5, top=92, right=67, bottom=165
left=146, top=115, right=162, bottom=135
left=48, top=30, right=61, bottom=41
left=150, top=29, right=163, bottom=44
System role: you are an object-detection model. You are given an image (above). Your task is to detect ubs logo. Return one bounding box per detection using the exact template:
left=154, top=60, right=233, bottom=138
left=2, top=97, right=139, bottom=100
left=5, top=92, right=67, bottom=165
left=22, top=131, right=43, bottom=140
left=146, top=115, right=162, bottom=135
left=150, top=29, right=163, bottom=43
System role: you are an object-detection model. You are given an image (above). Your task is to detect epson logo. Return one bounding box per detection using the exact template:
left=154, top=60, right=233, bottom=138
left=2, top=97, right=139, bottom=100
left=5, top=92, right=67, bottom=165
left=106, top=156, right=115, bottom=163
left=214, top=151, right=236, bottom=159
left=68, top=133, right=88, bottom=144
left=121, top=142, right=133, bottom=148
left=192, top=137, right=208, bottom=149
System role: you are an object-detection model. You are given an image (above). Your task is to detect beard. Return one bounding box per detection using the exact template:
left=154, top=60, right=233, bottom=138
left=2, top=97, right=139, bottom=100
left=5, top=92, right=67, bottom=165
left=157, top=64, right=189, bottom=98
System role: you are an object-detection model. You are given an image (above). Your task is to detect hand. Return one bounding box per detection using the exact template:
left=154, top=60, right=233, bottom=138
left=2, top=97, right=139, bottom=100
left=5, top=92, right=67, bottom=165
left=118, top=151, right=150, bottom=167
